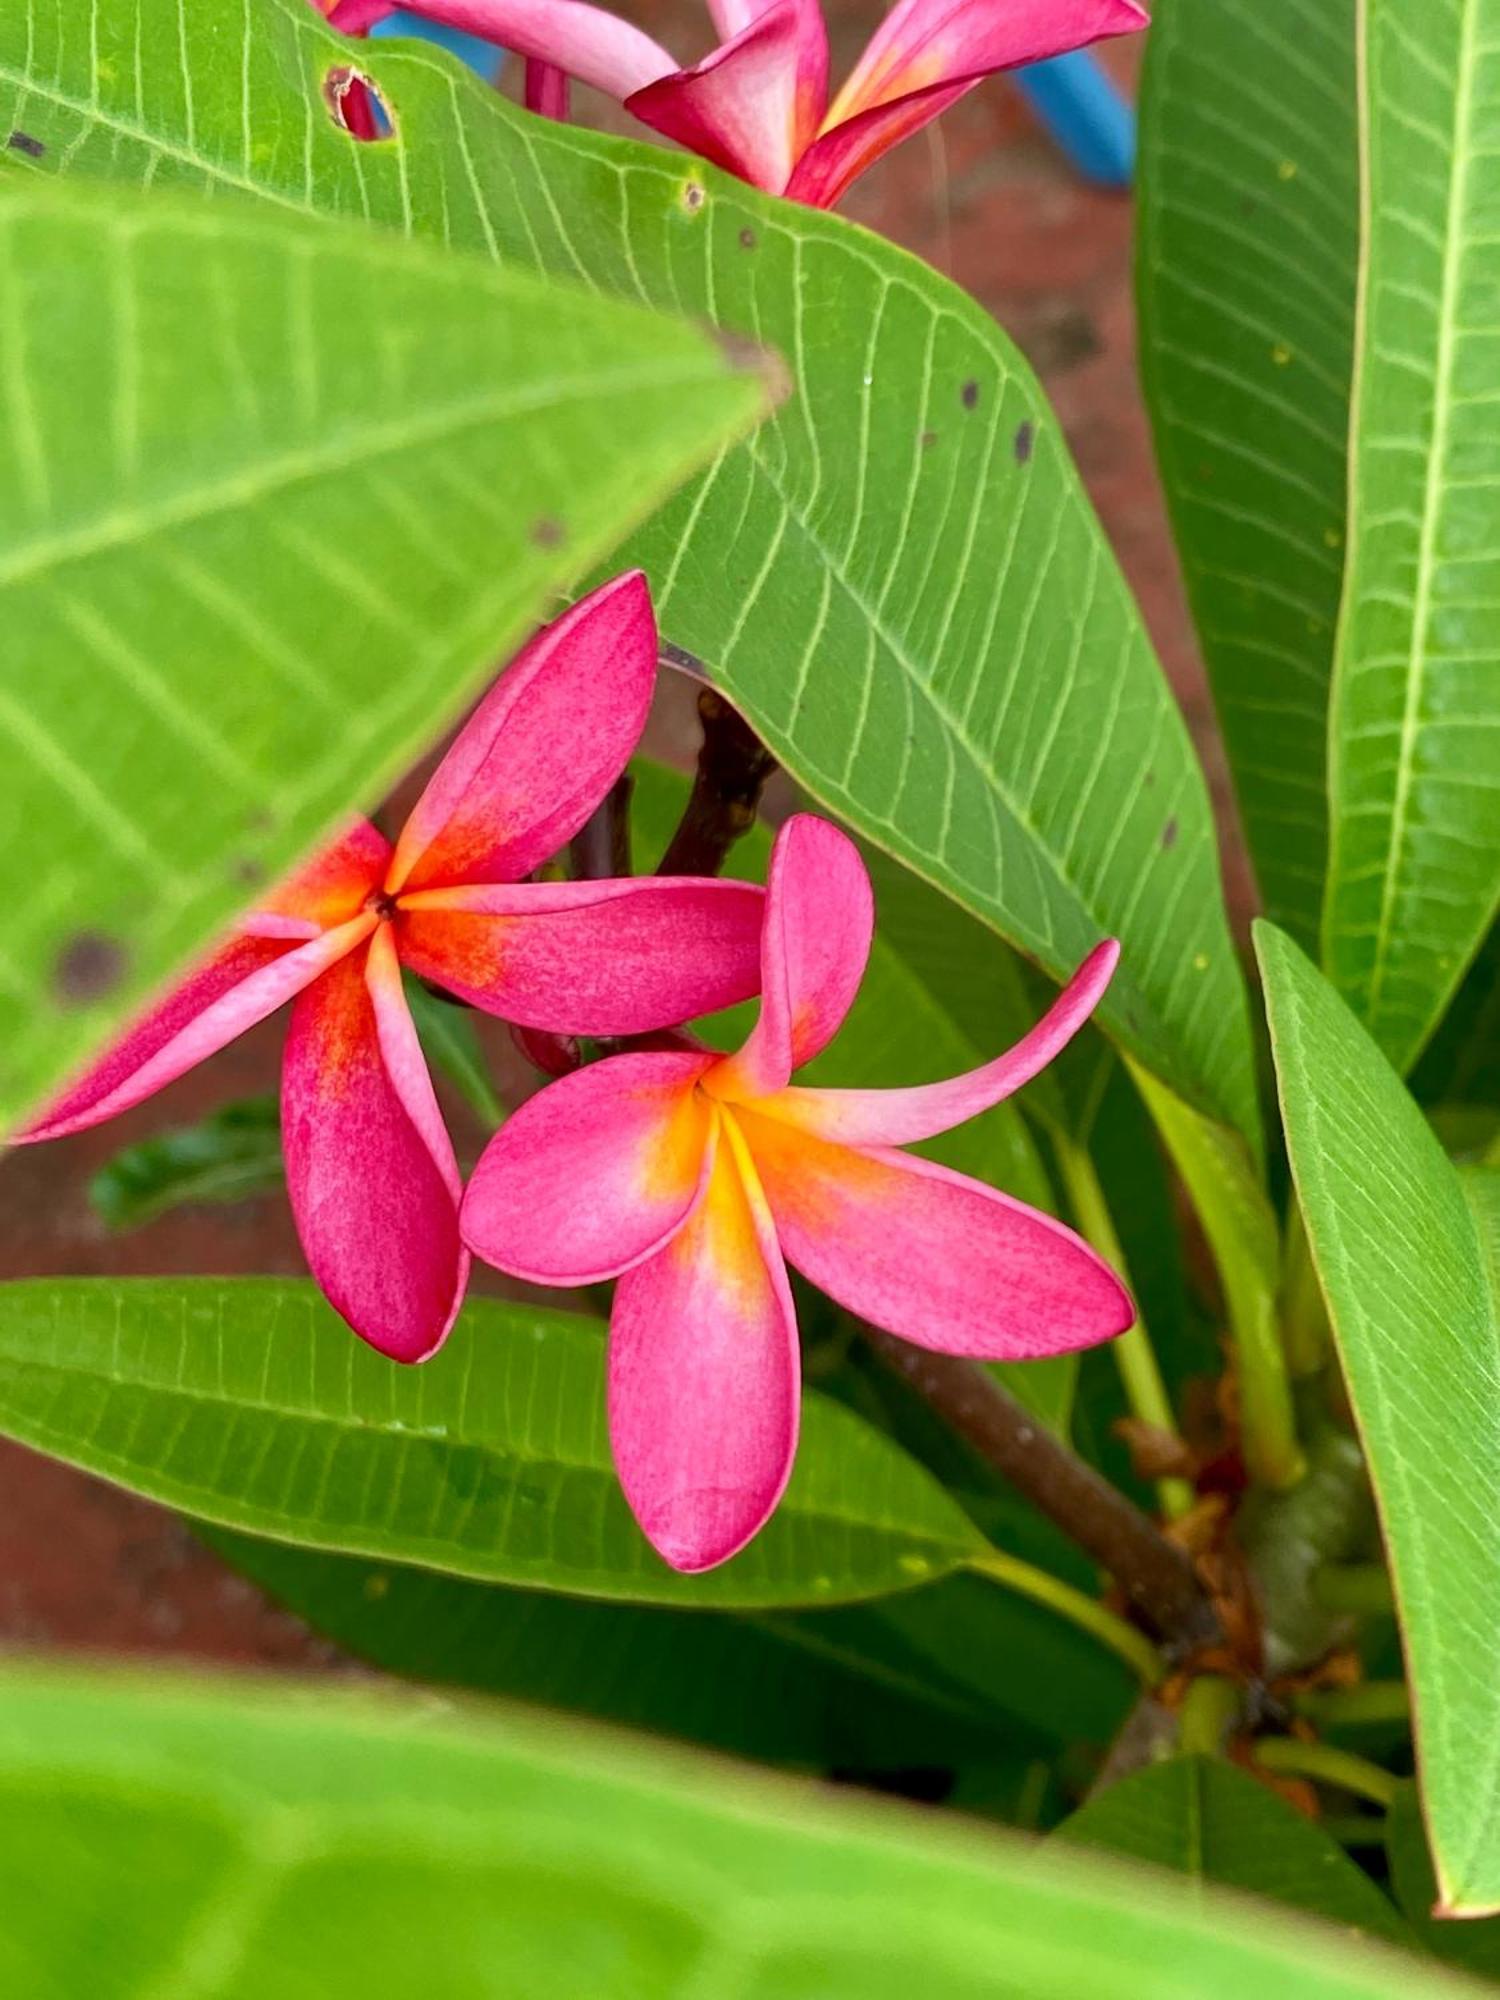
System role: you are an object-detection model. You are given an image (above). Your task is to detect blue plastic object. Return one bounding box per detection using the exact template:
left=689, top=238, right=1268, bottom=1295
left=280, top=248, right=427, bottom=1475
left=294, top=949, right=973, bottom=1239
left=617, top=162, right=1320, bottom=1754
left=370, top=10, right=504, bottom=80
left=1013, top=51, right=1135, bottom=188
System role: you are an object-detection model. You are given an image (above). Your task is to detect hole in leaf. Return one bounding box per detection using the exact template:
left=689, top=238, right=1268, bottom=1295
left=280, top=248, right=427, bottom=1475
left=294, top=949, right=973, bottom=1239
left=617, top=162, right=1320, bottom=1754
left=323, top=66, right=395, bottom=141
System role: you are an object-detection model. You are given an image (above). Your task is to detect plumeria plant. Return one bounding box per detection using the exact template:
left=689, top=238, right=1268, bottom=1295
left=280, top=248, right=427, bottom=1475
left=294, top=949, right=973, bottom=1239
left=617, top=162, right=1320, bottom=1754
left=0, top=0, right=1498, bottom=1994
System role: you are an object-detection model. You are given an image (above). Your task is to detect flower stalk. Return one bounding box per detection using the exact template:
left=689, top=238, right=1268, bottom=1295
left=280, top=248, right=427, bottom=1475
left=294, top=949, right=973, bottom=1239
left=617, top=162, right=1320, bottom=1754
left=862, top=1328, right=1225, bottom=1659
left=1052, top=1132, right=1194, bottom=1520
left=657, top=685, right=779, bottom=879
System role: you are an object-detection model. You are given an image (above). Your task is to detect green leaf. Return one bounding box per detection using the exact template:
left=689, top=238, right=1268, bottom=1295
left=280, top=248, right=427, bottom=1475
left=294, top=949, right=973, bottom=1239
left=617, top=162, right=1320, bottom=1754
left=88, top=1095, right=281, bottom=1232
left=1258, top=921, right=1500, bottom=1914
left=1, top=0, right=1260, bottom=1147
left=0, top=1665, right=1480, bottom=2000
left=0, top=1277, right=985, bottom=1610
left=0, top=170, right=772, bottom=1133
left=1138, top=0, right=1359, bottom=950
left=1411, top=919, right=1500, bottom=1113
left=1058, top=1756, right=1412, bottom=1945
left=1321, top=0, right=1500, bottom=1073
left=204, top=1525, right=1034, bottom=1776
left=1388, top=1782, right=1500, bottom=1978
left=1128, top=1062, right=1300, bottom=1489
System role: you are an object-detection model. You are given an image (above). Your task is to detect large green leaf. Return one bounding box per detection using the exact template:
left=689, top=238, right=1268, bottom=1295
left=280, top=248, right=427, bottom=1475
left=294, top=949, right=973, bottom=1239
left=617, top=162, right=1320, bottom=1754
left=1259, top=922, right=1500, bottom=1914
left=0, top=1667, right=1481, bottom=2000
left=1388, top=1783, right=1500, bottom=1979
left=1058, top=1756, right=1411, bottom=1946
left=205, top=1525, right=1038, bottom=1776
left=0, top=0, right=1259, bottom=1145
left=1321, top=0, right=1500, bottom=1072
left=1138, top=0, right=1359, bottom=948
left=0, top=171, right=768, bottom=1132
left=0, top=1278, right=986, bottom=1609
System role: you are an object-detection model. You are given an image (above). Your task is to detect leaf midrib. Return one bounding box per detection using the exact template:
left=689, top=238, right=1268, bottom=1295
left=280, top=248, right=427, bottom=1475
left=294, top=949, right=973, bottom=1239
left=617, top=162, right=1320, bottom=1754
left=1336, top=0, right=1480, bottom=1033
left=742, top=441, right=1180, bottom=1007
left=0, top=360, right=727, bottom=596
left=0, top=1352, right=976, bottom=1554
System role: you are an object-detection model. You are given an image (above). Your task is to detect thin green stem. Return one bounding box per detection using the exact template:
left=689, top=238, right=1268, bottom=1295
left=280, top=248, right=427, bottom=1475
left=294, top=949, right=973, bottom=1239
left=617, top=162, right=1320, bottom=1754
left=1129, top=1062, right=1305, bottom=1492
left=1281, top=1204, right=1331, bottom=1379
left=968, top=1550, right=1164, bottom=1689
left=1177, top=1674, right=1241, bottom=1757
left=1053, top=1134, right=1194, bottom=1519
left=1321, top=1814, right=1389, bottom=1847
left=1312, top=1563, right=1396, bottom=1617
left=1253, top=1738, right=1398, bottom=1810
left=1293, top=1682, right=1410, bottom=1729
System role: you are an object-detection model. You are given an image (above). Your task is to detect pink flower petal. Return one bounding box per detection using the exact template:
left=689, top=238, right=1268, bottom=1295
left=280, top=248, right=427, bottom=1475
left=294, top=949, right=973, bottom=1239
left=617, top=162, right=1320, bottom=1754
left=387, top=573, right=658, bottom=895
left=759, top=939, right=1119, bottom=1147
left=395, top=875, right=765, bottom=1034
left=610, top=1117, right=799, bottom=1571
left=786, top=77, right=975, bottom=206
left=741, top=1108, right=1134, bottom=1360
left=708, top=813, right=872, bottom=1102
left=707, top=0, right=764, bottom=35
left=525, top=59, right=571, bottom=119
left=790, top=0, right=1148, bottom=207
left=20, top=917, right=377, bottom=1143
left=242, top=818, right=391, bottom=941
left=282, top=930, right=467, bottom=1364
left=831, top=0, right=1147, bottom=121
left=461, top=1050, right=716, bottom=1284
left=627, top=0, right=829, bottom=194
left=327, top=0, right=678, bottom=98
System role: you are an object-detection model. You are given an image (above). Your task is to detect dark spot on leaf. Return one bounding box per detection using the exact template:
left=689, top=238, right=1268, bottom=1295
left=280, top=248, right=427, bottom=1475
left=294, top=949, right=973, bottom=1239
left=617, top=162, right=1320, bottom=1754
left=245, top=808, right=276, bottom=835
left=53, top=932, right=128, bottom=1007
left=1161, top=816, right=1179, bottom=850
left=1014, top=420, right=1035, bottom=464
left=6, top=130, right=45, bottom=158
left=739, top=226, right=757, bottom=249
left=920, top=429, right=938, bottom=450
left=682, top=181, right=706, bottom=213
left=1144, top=771, right=1157, bottom=789
left=323, top=67, right=395, bottom=141
left=531, top=517, right=566, bottom=550
left=232, top=855, right=267, bottom=887
left=961, top=379, right=980, bottom=410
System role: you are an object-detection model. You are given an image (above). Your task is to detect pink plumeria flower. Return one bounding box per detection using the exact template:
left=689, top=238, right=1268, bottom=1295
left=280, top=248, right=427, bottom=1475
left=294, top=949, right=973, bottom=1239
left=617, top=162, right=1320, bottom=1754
left=19, top=575, right=764, bottom=1364
left=325, top=0, right=1149, bottom=209
left=462, top=814, right=1134, bottom=1573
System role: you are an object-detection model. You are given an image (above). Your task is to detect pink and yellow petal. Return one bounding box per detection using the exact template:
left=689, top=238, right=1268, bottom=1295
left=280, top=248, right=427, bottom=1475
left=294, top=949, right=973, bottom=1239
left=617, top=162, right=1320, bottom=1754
left=395, top=875, right=765, bottom=1035
left=609, top=1119, right=799, bottom=1571
left=794, top=0, right=1149, bottom=207
left=627, top=0, right=829, bottom=194
left=707, top=813, right=871, bottom=1103
left=461, top=1050, right=716, bottom=1285
left=19, top=916, right=376, bottom=1143
left=758, top=939, right=1120, bottom=1148
left=245, top=818, right=390, bottom=939
left=742, top=1109, right=1134, bottom=1360
left=830, top=0, right=1148, bottom=125
left=328, top=0, right=677, bottom=97
left=387, top=573, right=658, bottom=895
left=282, top=937, right=467, bottom=1364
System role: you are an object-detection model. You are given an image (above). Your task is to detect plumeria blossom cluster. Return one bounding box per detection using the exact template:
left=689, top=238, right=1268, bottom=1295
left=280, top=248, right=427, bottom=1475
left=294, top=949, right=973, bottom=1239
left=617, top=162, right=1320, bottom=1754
left=324, top=0, right=1149, bottom=210
left=22, top=575, right=1132, bottom=1570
